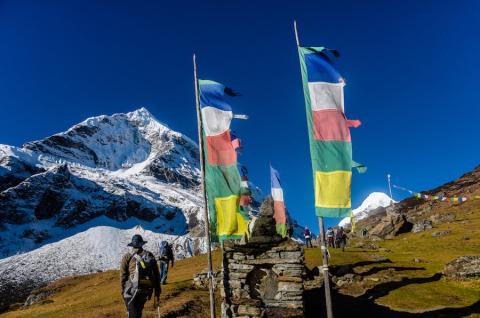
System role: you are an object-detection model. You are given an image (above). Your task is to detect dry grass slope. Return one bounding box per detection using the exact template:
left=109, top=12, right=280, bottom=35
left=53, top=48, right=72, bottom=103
left=1, top=191, right=479, bottom=317
left=1, top=251, right=223, bottom=318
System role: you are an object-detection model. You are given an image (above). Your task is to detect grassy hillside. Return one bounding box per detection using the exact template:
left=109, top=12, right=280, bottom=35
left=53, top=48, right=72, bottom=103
left=1, top=195, right=479, bottom=317
left=1, top=252, right=223, bottom=318
left=305, top=196, right=480, bottom=317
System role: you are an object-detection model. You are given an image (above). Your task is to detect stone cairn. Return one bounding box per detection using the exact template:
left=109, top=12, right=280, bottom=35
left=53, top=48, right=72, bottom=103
left=220, top=198, right=305, bottom=318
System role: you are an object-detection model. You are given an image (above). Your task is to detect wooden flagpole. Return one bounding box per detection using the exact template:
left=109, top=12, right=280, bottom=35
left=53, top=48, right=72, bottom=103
left=193, top=54, right=217, bottom=318
left=294, top=20, right=334, bottom=318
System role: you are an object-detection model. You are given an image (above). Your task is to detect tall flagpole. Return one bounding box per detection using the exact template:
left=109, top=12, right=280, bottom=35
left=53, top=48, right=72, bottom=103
left=294, top=20, right=334, bottom=318
left=193, top=54, right=216, bottom=318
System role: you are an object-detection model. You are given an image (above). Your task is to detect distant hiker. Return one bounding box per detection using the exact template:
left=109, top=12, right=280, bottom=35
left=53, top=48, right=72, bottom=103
left=326, top=227, right=335, bottom=248
left=304, top=227, right=312, bottom=248
left=120, top=234, right=161, bottom=318
left=158, top=241, right=174, bottom=285
left=336, top=226, right=347, bottom=252
left=183, top=237, right=193, bottom=257
left=362, top=228, right=368, bottom=237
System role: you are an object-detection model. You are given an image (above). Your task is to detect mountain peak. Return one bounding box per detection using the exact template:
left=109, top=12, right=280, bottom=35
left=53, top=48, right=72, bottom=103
left=354, top=192, right=394, bottom=214
left=125, top=107, right=168, bottom=129
left=339, top=192, right=394, bottom=227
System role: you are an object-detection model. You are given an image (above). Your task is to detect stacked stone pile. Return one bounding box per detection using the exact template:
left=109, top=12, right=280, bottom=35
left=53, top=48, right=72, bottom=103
left=221, top=239, right=304, bottom=318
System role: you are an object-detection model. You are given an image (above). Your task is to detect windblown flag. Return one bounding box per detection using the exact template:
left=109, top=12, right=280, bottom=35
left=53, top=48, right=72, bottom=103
left=199, top=80, right=250, bottom=242
left=297, top=47, right=365, bottom=218
left=239, top=164, right=253, bottom=215
left=270, top=165, right=287, bottom=237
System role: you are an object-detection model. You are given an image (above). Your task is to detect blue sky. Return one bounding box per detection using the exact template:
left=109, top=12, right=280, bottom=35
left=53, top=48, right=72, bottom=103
left=0, top=0, right=479, bottom=230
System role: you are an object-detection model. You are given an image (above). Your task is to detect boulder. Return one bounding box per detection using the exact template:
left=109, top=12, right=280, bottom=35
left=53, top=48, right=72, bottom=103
left=444, top=256, right=480, bottom=280
left=369, top=214, right=412, bottom=239
left=412, top=220, right=433, bottom=233
left=430, top=212, right=455, bottom=225
left=249, top=197, right=282, bottom=244
left=431, top=230, right=450, bottom=238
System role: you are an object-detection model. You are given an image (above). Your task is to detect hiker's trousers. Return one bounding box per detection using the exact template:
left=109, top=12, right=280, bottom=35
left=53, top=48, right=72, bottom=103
left=159, top=260, right=169, bottom=284
left=125, top=294, right=148, bottom=318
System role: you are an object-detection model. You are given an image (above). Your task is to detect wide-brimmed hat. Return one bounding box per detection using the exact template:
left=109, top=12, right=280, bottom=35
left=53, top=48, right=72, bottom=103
left=128, top=234, right=147, bottom=248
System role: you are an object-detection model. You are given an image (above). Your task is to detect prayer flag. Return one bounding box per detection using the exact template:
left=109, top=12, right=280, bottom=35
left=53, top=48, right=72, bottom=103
left=297, top=47, right=365, bottom=217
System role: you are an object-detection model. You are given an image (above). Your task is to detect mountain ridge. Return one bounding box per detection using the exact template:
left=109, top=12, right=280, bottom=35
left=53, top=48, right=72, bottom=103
left=0, top=108, right=204, bottom=258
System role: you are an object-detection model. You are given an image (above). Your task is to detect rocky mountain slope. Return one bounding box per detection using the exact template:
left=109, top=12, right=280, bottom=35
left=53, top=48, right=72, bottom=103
left=0, top=108, right=203, bottom=257
left=354, top=166, right=480, bottom=239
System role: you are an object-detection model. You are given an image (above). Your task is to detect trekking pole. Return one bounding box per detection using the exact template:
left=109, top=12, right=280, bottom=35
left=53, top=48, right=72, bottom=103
left=157, top=302, right=161, bottom=318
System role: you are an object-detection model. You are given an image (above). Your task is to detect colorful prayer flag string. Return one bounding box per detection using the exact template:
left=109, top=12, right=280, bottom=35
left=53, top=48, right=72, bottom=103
left=393, top=184, right=477, bottom=203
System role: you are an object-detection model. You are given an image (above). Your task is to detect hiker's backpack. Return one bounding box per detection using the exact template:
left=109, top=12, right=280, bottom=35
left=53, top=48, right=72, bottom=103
left=159, top=241, right=170, bottom=259
left=131, top=252, right=155, bottom=292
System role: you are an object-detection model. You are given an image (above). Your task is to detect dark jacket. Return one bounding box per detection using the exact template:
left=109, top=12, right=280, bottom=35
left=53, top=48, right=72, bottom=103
left=158, top=243, right=174, bottom=266
left=120, top=248, right=161, bottom=298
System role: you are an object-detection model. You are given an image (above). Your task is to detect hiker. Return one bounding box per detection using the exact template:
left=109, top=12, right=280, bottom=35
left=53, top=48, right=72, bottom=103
left=120, top=234, right=161, bottom=318
left=304, top=226, right=312, bottom=248
left=362, top=228, right=368, bottom=237
left=183, top=237, right=193, bottom=257
left=326, top=227, right=335, bottom=248
left=336, top=226, right=347, bottom=251
left=158, top=241, right=174, bottom=285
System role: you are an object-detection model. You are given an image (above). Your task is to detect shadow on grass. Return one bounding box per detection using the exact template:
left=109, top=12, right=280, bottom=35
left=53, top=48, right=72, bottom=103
left=361, top=273, right=443, bottom=301
left=357, top=266, right=426, bottom=277
left=307, top=259, right=394, bottom=278
left=305, top=273, right=480, bottom=318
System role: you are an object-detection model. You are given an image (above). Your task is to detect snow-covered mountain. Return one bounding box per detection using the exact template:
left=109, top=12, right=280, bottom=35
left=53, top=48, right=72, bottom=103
left=0, top=108, right=203, bottom=257
left=0, top=108, right=212, bottom=308
left=339, top=192, right=394, bottom=227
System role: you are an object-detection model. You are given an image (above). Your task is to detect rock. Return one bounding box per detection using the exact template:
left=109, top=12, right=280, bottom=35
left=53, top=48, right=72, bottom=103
left=368, top=254, right=389, bottom=262
left=431, top=230, right=450, bottom=238
left=354, top=242, right=379, bottom=250
left=249, top=197, right=283, bottom=244
left=334, top=273, right=358, bottom=287
left=413, top=258, right=426, bottom=263
left=430, top=212, right=455, bottom=225
left=412, top=220, right=433, bottom=233
left=237, top=304, right=263, bottom=316
left=193, top=269, right=221, bottom=289
left=23, top=290, right=54, bottom=307
left=369, top=214, right=412, bottom=239
left=444, top=256, right=480, bottom=280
